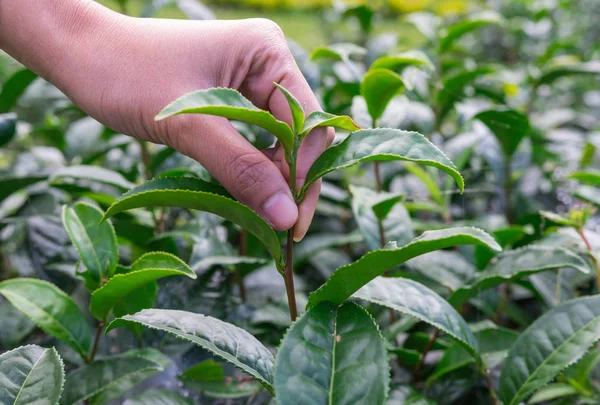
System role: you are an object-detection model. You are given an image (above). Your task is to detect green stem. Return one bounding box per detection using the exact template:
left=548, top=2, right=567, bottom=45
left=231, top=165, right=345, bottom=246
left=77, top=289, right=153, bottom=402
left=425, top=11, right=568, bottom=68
left=485, top=369, right=498, bottom=405
left=87, top=321, right=104, bottom=364
left=578, top=228, right=600, bottom=292
left=494, top=282, right=511, bottom=324
left=238, top=229, right=247, bottom=303
left=504, top=159, right=513, bottom=225
left=283, top=147, right=299, bottom=322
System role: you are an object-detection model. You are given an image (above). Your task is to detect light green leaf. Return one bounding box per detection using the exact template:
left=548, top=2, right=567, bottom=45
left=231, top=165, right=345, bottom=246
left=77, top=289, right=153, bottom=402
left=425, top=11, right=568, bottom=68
left=60, top=353, right=163, bottom=405
left=499, top=295, right=600, bottom=405
left=0, top=113, right=17, bottom=147
left=106, top=309, right=275, bottom=393
left=155, top=87, right=294, bottom=154
left=180, top=360, right=261, bottom=399
left=0, top=69, right=38, bottom=113
left=62, top=202, right=118, bottom=283
left=527, top=383, right=579, bottom=404
left=102, top=177, right=284, bottom=271
left=299, top=111, right=360, bottom=139
left=537, top=60, right=600, bottom=85
left=90, top=252, right=196, bottom=320
left=123, top=389, right=193, bottom=405
left=350, top=185, right=414, bottom=250
left=449, top=246, right=590, bottom=307
left=50, top=165, right=135, bottom=191
left=300, top=128, right=465, bottom=200
left=439, top=11, right=504, bottom=52
left=310, top=43, right=367, bottom=62
left=274, top=82, right=304, bottom=135
left=371, top=50, right=434, bottom=72
left=352, top=277, right=481, bottom=365
left=308, top=227, right=500, bottom=308
left=0, top=279, right=91, bottom=360
left=404, top=163, right=443, bottom=204
left=575, top=185, right=600, bottom=208
left=361, top=69, right=405, bottom=123
left=0, top=345, right=65, bottom=405
left=274, top=302, right=388, bottom=405
left=539, top=210, right=580, bottom=228
left=569, top=170, right=600, bottom=187
left=475, top=109, right=530, bottom=158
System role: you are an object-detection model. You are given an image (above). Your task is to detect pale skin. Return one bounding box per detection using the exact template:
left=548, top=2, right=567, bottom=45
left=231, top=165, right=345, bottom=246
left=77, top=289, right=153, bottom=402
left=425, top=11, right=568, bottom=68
left=0, top=0, right=333, bottom=240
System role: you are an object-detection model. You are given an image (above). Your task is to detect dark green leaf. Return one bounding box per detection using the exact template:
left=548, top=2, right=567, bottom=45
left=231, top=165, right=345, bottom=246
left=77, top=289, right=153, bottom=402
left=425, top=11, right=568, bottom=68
left=0, top=279, right=91, bottom=359
left=274, top=302, right=388, bottom=405
left=90, top=252, right=196, bottom=320
left=437, top=66, right=495, bottom=123
left=0, top=345, right=64, bottom=405
left=106, top=309, right=275, bottom=393
left=0, top=300, right=35, bottom=349
left=300, top=128, right=465, bottom=200
left=192, top=255, right=268, bottom=276
left=537, top=60, right=600, bottom=85
left=353, top=277, right=481, bottom=365
left=0, top=174, right=48, bottom=202
left=475, top=109, right=530, bottom=158
left=0, top=69, right=38, bottom=113
left=180, top=360, right=261, bottom=398
left=103, top=177, right=284, bottom=271
left=155, top=87, right=294, bottom=153
left=0, top=113, right=17, bottom=147
left=439, top=11, right=504, bottom=52
left=499, top=295, right=600, bottom=405
left=308, top=227, right=500, bottom=308
left=123, top=389, right=194, bottom=405
left=62, top=202, right=118, bottom=283
left=406, top=250, right=476, bottom=292
left=361, top=69, right=405, bottom=123
left=371, top=192, right=405, bottom=221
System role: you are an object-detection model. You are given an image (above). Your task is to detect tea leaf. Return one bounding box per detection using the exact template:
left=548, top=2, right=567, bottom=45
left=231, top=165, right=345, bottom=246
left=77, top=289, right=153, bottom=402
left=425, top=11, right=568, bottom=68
left=568, top=170, right=600, bottom=187
left=300, top=128, right=465, bottom=200
left=50, top=165, right=135, bottom=191
left=0, top=345, right=65, bottom=405
left=123, top=389, right=194, bottom=405
left=499, top=295, right=600, bottom=405
left=0, top=113, right=16, bottom=147
left=299, top=111, right=360, bottom=139
left=361, top=69, right=405, bottom=122
left=103, top=177, right=284, bottom=271
left=475, top=109, right=530, bottom=158
left=0, top=69, right=37, bottom=113
left=352, top=277, right=481, bottom=365
left=437, top=66, right=495, bottom=123
left=449, top=246, right=590, bottom=307
left=155, top=87, right=294, bottom=153
left=63, top=202, right=118, bottom=283
left=308, top=227, right=500, bottom=308
left=106, top=309, right=275, bottom=393
left=90, top=252, right=196, bottom=320
left=439, top=11, right=504, bottom=52
left=537, top=60, right=600, bottom=85
left=310, top=43, right=366, bottom=62
left=180, top=360, right=261, bottom=399
left=371, top=50, right=434, bottom=71
left=0, top=174, right=47, bottom=202
left=274, top=302, right=388, bottom=405
left=274, top=82, right=304, bottom=135
left=0, top=279, right=91, bottom=359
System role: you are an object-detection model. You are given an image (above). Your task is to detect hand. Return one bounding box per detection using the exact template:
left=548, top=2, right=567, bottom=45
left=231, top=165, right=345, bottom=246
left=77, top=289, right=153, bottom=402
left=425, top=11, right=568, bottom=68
left=0, top=1, right=332, bottom=240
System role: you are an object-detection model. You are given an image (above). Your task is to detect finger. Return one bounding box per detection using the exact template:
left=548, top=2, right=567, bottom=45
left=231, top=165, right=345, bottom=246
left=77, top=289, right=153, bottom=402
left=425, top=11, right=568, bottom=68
left=165, top=115, right=298, bottom=231
left=294, top=179, right=321, bottom=242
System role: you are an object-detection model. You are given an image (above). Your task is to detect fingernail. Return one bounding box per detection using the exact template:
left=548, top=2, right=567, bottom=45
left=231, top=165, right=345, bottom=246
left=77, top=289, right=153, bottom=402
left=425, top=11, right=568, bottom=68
left=263, top=192, right=298, bottom=230
left=293, top=213, right=312, bottom=242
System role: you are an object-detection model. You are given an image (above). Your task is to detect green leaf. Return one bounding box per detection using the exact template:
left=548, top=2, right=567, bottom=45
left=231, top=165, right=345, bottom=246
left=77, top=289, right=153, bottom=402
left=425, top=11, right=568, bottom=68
left=50, top=165, right=135, bottom=191
left=0, top=279, right=91, bottom=360
left=0, top=174, right=48, bottom=202
left=274, top=82, right=304, bottom=135
left=437, top=66, right=495, bottom=123
left=537, top=60, right=600, bottom=85
left=192, top=255, right=268, bottom=276
left=475, top=109, right=530, bottom=158
left=62, top=202, right=118, bottom=283
left=361, top=69, right=405, bottom=123
left=569, top=170, right=600, bottom=187
left=0, top=300, right=35, bottom=349
left=527, top=383, right=579, bottom=404
left=350, top=185, right=414, bottom=250
left=123, top=389, right=194, bottom=405
left=90, top=252, right=196, bottom=320
left=439, top=11, right=504, bottom=52
left=449, top=246, right=590, bottom=307
left=299, top=111, right=360, bottom=139
left=103, top=177, right=284, bottom=271
left=307, top=227, right=500, bottom=308
left=60, top=353, right=163, bottom=405
left=0, top=69, right=38, bottom=113
left=429, top=324, right=519, bottom=383
left=352, top=277, right=481, bottom=365
left=575, top=185, right=600, bottom=208
left=499, top=295, right=600, bottom=405
left=106, top=309, right=275, bottom=393
left=180, top=360, right=261, bottom=399
left=539, top=210, right=580, bottom=228
left=406, top=250, right=476, bottom=292
left=155, top=87, right=294, bottom=154
left=274, top=302, right=388, bottom=405
left=0, top=113, right=17, bottom=147
left=370, top=50, right=434, bottom=72
left=404, top=163, right=443, bottom=205
left=310, top=43, right=367, bottom=62
left=300, top=128, right=465, bottom=200
left=371, top=192, right=406, bottom=221
left=0, top=345, right=65, bottom=405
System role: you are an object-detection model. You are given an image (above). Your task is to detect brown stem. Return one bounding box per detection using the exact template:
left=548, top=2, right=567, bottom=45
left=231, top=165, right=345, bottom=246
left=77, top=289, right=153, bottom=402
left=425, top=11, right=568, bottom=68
left=504, top=162, right=513, bottom=225
left=238, top=229, right=248, bottom=303
left=87, top=321, right=104, bottom=364
left=413, top=328, right=440, bottom=382
left=485, top=369, right=498, bottom=405
left=494, top=282, right=511, bottom=324
left=578, top=228, right=600, bottom=291
left=284, top=227, right=298, bottom=321
left=137, top=139, right=153, bottom=180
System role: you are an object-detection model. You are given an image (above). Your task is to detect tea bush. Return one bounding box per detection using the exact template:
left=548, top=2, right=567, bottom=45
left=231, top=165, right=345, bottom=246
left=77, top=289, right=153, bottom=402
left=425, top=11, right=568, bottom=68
left=1, top=1, right=600, bottom=404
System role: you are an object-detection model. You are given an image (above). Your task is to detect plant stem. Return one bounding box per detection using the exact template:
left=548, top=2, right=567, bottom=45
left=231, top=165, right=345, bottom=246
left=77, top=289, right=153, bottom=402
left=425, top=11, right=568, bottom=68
left=494, top=282, right=511, bottom=324
left=485, top=369, right=498, bottom=405
left=87, top=321, right=104, bottom=364
left=504, top=161, right=513, bottom=224
left=413, top=328, right=440, bottom=382
left=137, top=139, right=153, bottom=180
left=284, top=227, right=298, bottom=321
left=238, top=229, right=247, bottom=303
left=578, top=228, right=600, bottom=291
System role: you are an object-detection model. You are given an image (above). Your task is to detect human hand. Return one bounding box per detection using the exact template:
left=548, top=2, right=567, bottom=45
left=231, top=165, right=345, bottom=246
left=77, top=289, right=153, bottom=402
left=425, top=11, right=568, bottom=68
left=0, top=1, right=331, bottom=240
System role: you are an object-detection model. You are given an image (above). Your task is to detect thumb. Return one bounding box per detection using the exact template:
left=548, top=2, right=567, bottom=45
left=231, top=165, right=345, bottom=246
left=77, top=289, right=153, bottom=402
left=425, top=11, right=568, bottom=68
left=163, top=115, right=298, bottom=231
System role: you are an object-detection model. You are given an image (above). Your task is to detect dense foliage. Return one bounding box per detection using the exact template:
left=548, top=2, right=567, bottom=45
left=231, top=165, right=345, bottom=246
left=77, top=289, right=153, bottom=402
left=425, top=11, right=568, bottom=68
left=1, top=0, right=600, bottom=404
